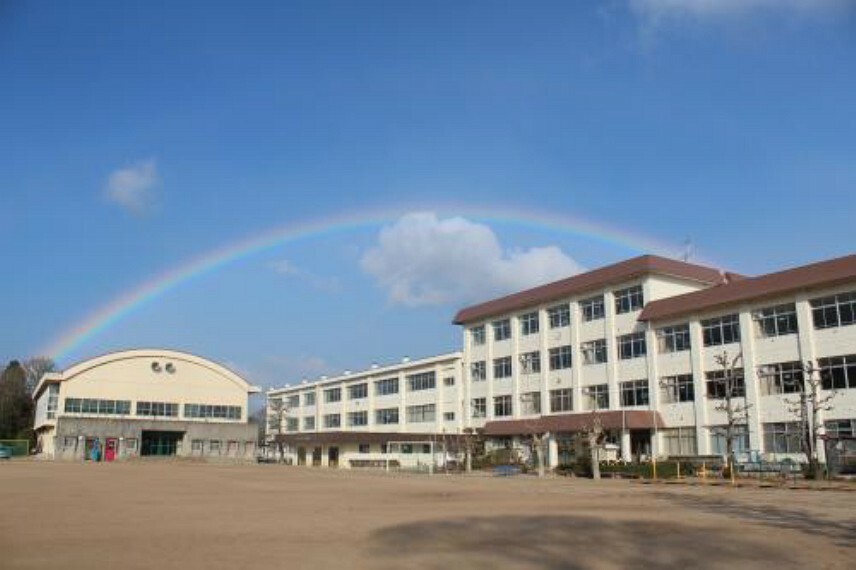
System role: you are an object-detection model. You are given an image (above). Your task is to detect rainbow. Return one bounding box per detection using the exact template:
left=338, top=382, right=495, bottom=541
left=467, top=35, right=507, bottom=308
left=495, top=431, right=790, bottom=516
left=41, top=204, right=717, bottom=364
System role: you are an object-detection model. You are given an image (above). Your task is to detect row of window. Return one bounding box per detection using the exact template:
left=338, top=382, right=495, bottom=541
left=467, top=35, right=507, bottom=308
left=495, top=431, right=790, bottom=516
left=63, top=399, right=241, bottom=420
left=471, top=290, right=856, bottom=352
left=314, top=404, right=456, bottom=428
left=471, top=286, right=644, bottom=345
left=310, top=372, right=456, bottom=405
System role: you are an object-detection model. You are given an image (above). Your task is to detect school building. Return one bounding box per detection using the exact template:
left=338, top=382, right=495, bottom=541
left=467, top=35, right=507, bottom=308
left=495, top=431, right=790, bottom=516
left=33, top=349, right=260, bottom=461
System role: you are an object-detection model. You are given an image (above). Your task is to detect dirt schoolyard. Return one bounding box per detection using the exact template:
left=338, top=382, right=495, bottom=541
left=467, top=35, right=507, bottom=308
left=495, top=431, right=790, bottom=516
left=0, top=461, right=853, bottom=569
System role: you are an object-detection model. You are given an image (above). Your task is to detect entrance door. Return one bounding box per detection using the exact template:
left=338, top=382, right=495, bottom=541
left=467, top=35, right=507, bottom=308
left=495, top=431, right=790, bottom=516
left=328, top=446, right=339, bottom=468
left=84, top=438, right=100, bottom=461
left=141, top=431, right=184, bottom=456
left=630, top=429, right=652, bottom=461
left=312, top=447, right=322, bottom=466
left=104, top=438, right=118, bottom=462
left=297, top=447, right=306, bottom=466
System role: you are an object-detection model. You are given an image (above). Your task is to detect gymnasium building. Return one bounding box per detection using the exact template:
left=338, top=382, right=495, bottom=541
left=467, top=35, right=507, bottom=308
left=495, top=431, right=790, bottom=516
left=267, top=253, right=856, bottom=472
left=33, top=349, right=260, bottom=461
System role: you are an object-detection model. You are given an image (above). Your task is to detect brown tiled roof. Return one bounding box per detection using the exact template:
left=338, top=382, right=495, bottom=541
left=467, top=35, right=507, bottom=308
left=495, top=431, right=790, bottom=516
left=453, top=255, right=727, bottom=325
left=640, top=254, right=856, bottom=322
left=483, top=410, right=666, bottom=435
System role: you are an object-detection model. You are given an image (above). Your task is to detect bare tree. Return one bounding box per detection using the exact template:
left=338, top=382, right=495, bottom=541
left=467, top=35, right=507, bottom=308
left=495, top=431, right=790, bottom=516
left=519, top=392, right=549, bottom=478
left=776, top=361, right=838, bottom=479
left=583, top=411, right=604, bottom=480
left=23, top=357, right=55, bottom=395
left=711, top=351, right=752, bottom=480
left=266, top=397, right=290, bottom=463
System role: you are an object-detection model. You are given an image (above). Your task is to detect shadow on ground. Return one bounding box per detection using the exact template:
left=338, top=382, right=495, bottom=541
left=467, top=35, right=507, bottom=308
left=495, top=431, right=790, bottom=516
left=652, top=491, right=856, bottom=548
left=369, top=515, right=801, bottom=569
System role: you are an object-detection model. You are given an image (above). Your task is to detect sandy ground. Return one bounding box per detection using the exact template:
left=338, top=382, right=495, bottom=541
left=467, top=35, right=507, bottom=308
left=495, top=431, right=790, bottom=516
left=0, top=461, right=854, bottom=570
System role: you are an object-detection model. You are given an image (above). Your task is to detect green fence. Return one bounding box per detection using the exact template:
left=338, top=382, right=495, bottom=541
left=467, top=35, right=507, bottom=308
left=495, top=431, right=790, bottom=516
left=0, top=439, right=30, bottom=457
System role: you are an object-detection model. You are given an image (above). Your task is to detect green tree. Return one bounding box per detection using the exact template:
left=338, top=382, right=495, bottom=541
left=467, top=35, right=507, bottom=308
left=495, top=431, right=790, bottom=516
left=0, top=360, right=33, bottom=440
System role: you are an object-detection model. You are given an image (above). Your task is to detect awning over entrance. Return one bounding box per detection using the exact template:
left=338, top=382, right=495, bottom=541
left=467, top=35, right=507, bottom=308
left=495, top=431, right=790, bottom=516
left=483, top=410, right=666, bottom=436
left=274, top=431, right=448, bottom=446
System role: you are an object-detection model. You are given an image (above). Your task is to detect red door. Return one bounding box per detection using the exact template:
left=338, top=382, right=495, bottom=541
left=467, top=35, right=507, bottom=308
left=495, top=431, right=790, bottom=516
left=104, top=438, right=118, bottom=462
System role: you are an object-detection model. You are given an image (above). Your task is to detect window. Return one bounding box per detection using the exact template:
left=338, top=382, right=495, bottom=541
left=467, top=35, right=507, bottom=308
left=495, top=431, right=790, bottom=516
left=549, top=345, right=572, bottom=370
left=209, top=440, right=221, bottom=454
left=493, top=357, right=512, bottom=379
left=136, top=401, right=179, bottom=417
left=304, top=392, right=316, bottom=406
left=347, top=411, right=368, bottom=427
left=660, top=374, right=695, bottom=403
left=819, top=354, right=856, bottom=390
left=63, top=398, right=131, bottom=416
left=46, top=384, right=59, bottom=419
left=550, top=388, right=573, bottom=413
left=753, top=303, right=798, bottom=338
left=358, top=444, right=371, bottom=454
left=286, top=418, right=299, bottom=432
left=406, top=404, right=436, bottom=423
left=470, top=361, right=486, bottom=382
left=323, top=414, right=341, bottom=428
left=811, top=291, right=856, bottom=329
left=705, top=369, right=746, bottom=399
left=375, top=408, right=399, bottom=425
left=581, top=339, right=607, bottom=365
left=759, top=361, right=804, bottom=395
left=407, top=371, right=436, bottom=392
left=443, top=376, right=455, bottom=387
left=617, top=332, right=646, bottom=360
left=520, top=392, right=541, bottom=415
left=520, top=312, right=540, bottom=336
left=471, top=398, right=487, bottom=419
left=494, top=395, right=512, bottom=417
left=62, top=436, right=77, bottom=448
left=443, top=412, right=455, bottom=421
left=124, top=438, right=138, bottom=451
left=519, top=351, right=541, bottom=374
left=285, top=395, right=300, bottom=408
left=661, top=428, right=697, bottom=457
left=303, top=417, right=316, bottom=430
left=548, top=304, right=570, bottom=328
left=323, top=387, right=341, bottom=403
left=375, top=377, right=399, bottom=396
left=702, top=314, right=741, bottom=346
left=763, top=422, right=803, bottom=454
left=585, top=384, right=609, bottom=410
left=825, top=419, right=855, bottom=438
left=493, top=319, right=511, bottom=341
left=184, top=404, right=242, bottom=420
left=657, top=324, right=690, bottom=353
left=615, top=285, right=644, bottom=314
left=620, top=380, right=649, bottom=407
left=348, top=383, right=368, bottom=400
left=191, top=439, right=203, bottom=452
left=710, top=425, right=750, bottom=455
left=471, top=325, right=486, bottom=346
left=580, top=296, right=605, bottom=322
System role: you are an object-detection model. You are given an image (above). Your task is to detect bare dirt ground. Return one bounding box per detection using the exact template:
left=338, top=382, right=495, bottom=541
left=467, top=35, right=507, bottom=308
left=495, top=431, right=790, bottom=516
left=1, top=461, right=854, bottom=570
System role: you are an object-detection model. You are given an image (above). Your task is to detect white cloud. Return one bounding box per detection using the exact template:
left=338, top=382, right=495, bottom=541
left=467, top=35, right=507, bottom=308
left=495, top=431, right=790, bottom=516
left=361, top=212, right=584, bottom=307
left=104, top=159, right=158, bottom=214
left=630, top=0, right=849, bottom=22
left=268, top=259, right=341, bottom=293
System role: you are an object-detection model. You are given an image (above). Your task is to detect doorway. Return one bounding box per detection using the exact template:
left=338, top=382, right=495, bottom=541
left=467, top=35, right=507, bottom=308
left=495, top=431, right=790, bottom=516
left=297, top=447, right=306, bottom=466
left=104, top=438, right=118, bottom=462
left=141, top=431, right=184, bottom=456
left=328, top=446, right=339, bottom=468
left=312, top=447, right=322, bottom=466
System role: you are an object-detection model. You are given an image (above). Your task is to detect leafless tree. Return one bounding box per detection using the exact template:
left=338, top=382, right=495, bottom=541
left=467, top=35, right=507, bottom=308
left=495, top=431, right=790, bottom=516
left=518, top=392, right=549, bottom=477
left=23, top=357, right=55, bottom=395
left=711, top=350, right=752, bottom=479
left=775, top=361, right=838, bottom=479
left=266, top=397, right=290, bottom=462
left=583, top=411, right=604, bottom=480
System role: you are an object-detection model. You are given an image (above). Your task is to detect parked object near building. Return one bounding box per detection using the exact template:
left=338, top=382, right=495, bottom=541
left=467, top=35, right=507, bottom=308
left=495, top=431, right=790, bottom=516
left=32, top=349, right=261, bottom=461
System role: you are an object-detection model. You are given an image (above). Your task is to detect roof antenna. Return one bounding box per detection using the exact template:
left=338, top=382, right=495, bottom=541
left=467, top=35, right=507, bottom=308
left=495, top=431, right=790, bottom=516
left=680, top=237, right=694, bottom=262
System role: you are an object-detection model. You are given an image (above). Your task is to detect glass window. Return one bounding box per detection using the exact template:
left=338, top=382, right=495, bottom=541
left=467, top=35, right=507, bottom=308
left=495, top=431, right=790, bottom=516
left=763, top=422, right=802, bottom=454
left=471, top=325, right=486, bottom=346
left=359, top=444, right=371, bottom=454
left=323, top=414, right=341, bottom=428
left=520, top=312, right=540, bottom=336
left=580, top=296, right=605, bottom=322
left=303, top=416, right=315, bottom=430
left=705, top=369, right=746, bottom=399
left=617, top=332, right=647, bottom=360
left=407, top=372, right=436, bottom=391
left=443, top=412, right=455, bottom=421
left=136, top=401, right=179, bottom=417
left=615, top=285, right=644, bottom=314
left=470, top=361, right=486, bottom=382
left=406, top=404, right=436, bottom=423
left=375, top=378, right=399, bottom=396
left=286, top=418, right=299, bottom=432
left=493, top=356, right=512, bottom=379
left=661, top=428, right=697, bottom=456
left=519, top=351, right=541, bottom=374
left=304, top=392, right=316, bottom=406
left=493, top=395, right=512, bottom=417
left=443, top=376, right=455, bottom=387
left=752, top=303, right=798, bottom=338
left=285, top=395, right=300, bottom=408
left=547, top=304, right=570, bottom=328
left=520, top=392, right=541, bottom=415
left=759, top=362, right=804, bottom=395
left=548, top=345, right=572, bottom=370
left=810, top=291, right=856, bottom=329
left=819, top=355, right=856, bottom=390
left=471, top=398, right=487, bottom=419
left=184, top=404, right=242, bottom=420
left=347, top=383, right=368, bottom=400
left=375, top=408, right=399, bottom=425
left=710, top=425, right=750, bottom=455
left=550, top=388, right=573, bottom=413
left=620, top=379, right=649, bottom=407
left=825, top=419, right=855, bottom=438
left=323, top=388, right=341, bottom=403
left=660, top=374, right=695, bottom=403
left=492, top=319, right=511, bottom=342
left=585, top=384, right=609, bottom=410
left=657, top=324, right=690, bottom=353
left=347, top=411, right=368, bottom=427
left=581, top=339, right=607, bottom=365
left=702, top=314, right=741, bottom=347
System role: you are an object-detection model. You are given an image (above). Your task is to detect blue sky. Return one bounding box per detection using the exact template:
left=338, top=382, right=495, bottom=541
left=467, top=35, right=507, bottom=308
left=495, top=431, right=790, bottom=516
left=2, top=1, right=855, bottom=390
